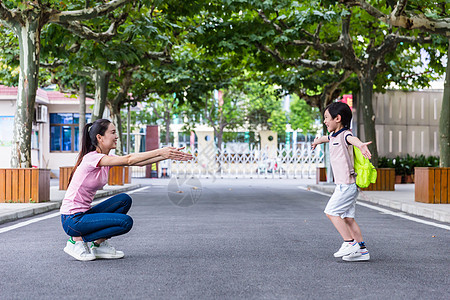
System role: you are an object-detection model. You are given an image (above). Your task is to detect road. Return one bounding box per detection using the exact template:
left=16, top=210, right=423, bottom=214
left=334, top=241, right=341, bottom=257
left=0, top=179, right=448, bottom=299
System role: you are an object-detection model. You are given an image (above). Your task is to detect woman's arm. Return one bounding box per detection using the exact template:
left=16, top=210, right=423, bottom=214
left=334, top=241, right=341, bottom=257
left=133, top=155, right=166, bottom=166
left=311, top=136, right=329, bottom=150
left=98, top=147, right=193, bottom=167
left=346, top=136, right=372, bottom=159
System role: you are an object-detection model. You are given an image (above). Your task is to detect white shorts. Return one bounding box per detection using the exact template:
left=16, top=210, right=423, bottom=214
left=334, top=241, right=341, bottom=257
left=324, top=183, right=358, bottom=218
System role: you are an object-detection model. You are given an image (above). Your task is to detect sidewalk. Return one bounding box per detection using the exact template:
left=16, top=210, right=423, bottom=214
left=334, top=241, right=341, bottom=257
left=307, top=183, right=450, bottom=224
left=0, top=179, right=141, bottom=225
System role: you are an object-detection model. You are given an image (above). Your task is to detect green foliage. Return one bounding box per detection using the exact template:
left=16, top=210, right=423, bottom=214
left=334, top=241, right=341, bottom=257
left=289, top=94, right=320, bottom=134
left=0, top=24, right=19, bottom=85
left=379, top=155, right=440, bottom=176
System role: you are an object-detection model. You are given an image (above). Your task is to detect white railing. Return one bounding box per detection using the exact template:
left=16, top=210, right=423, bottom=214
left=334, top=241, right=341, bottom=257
left=168, top=143, right=324, bottom=179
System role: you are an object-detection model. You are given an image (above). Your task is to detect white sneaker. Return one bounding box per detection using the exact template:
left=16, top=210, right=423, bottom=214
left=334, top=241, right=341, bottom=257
left=333, top=241, right=360, bottom=258
left=91, top=240, right=124, bottom=259
left=64, top=238, right=96, bottom=261
left=343, top=248, right=370, bottom=261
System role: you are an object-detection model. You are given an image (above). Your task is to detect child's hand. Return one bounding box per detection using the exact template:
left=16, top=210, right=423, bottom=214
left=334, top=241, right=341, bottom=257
left=311, top=137, right=320, bottom=150
left=358, top=141, right=372, bottom=159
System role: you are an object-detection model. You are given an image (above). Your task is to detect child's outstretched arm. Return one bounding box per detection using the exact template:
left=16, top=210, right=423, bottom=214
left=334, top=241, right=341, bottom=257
left=347, top=136, right=372, bottom=159
left=311, top=136, right=329, bottom=150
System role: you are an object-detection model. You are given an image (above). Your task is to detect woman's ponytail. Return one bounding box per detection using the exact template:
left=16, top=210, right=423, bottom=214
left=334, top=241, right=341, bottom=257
left=68, top=120, right=111, bottom=184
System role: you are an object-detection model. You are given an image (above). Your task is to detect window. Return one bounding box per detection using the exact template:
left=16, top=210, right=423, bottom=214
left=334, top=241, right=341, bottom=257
left=31, top=130, right=39, bottom=150
left=50, top=113, right=91, bottom=152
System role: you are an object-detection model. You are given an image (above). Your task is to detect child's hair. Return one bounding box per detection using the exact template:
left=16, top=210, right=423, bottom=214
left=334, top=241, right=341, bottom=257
left=68, top=119, right=111, bottom=184
left=325, top=102, right=352, bottom=128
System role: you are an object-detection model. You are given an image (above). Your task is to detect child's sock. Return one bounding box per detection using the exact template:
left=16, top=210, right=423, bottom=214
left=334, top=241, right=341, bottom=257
left=358, top=241, right=366, bottom=249
left=344, top=239, right=355, bottom=243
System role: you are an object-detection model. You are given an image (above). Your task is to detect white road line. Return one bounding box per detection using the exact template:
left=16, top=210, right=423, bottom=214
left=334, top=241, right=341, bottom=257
left=126, top=186, right=150, bottom=194
left=0, top=186, right=150, bottom=234
left=300, top=186, right=450, bottom=231
left=0, top=212, right=61, bottom=234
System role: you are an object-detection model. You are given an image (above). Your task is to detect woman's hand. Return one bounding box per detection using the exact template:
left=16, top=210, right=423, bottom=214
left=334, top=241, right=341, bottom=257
left=159, top=147, right=193, bottom=161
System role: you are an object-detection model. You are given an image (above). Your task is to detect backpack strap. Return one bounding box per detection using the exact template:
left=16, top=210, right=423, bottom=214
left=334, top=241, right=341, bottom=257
left=339, top=129, right=357, bottom=177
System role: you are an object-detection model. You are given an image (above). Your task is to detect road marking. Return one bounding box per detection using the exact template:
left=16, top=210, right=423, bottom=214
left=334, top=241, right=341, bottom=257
left=0, top=212, right=61, bottom=234
left=0, top=186, right=150, bottom=234
left=126, top=186, right=150, bottom=194
left=300, top=186, right=450, bottom=231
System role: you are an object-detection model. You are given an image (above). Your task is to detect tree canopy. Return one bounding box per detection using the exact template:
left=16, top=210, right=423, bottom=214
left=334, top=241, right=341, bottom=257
left=0, top=0, right=447, bottom=167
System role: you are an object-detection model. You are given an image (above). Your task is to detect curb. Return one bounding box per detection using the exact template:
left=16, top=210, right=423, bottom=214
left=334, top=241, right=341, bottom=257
left=307, top=184, right=450, bottom=224
left=0, top=184, right=142, bottom=225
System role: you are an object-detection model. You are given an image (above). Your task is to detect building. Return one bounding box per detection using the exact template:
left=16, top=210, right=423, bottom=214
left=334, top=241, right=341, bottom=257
left=0, top=85, right=94, bottom=171
left=355, top=89, right=443, bottom=158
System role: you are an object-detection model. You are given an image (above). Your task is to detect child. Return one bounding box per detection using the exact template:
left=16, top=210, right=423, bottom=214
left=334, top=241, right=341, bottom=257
left=312, top=102, right=372, bottom=261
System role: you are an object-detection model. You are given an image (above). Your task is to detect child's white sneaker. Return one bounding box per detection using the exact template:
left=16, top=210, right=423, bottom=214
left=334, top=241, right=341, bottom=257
left=333, top=241, right=360, bottom=257
left=91, top=240, right=124, bottom=259
left=343, top=248, right=370, bottom=261
left=64, top=238, right=96, bottom=261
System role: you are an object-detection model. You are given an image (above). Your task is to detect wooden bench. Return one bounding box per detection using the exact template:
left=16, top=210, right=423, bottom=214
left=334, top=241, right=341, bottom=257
left=415, top=167, right=449, bottom=204
left=59, top=166, right=74, bottom=190
left=361, top=168, right=395, bottom=191
left=0, top=168, right=50, bottom=203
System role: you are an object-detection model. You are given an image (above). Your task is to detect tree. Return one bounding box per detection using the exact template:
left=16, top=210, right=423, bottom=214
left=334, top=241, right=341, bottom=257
left=289, top=94, right=321, bottom=135
left=242, top=79, right=289, bottom=135
left=250, top=2, right=434, bottom=166
left=339, top=0, right=450, bottom=166
left=0, top=0, right=132, bottom=167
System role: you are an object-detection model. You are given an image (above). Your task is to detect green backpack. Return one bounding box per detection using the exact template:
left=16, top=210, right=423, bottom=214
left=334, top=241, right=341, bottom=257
left=340, top=131, right=377, bottom=188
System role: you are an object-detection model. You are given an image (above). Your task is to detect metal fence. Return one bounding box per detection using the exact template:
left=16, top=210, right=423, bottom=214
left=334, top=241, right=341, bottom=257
left=131, top=143, right=324, bottom=179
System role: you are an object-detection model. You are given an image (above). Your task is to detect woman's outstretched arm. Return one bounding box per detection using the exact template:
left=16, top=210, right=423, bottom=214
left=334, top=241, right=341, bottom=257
left=98, top=147, right=193, bottom=167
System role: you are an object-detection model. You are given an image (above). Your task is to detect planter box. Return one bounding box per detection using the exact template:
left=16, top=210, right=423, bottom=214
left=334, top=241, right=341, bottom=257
left=108, top=166, right=124, bottom=186
left=124, top=166, right=131, bottom=184
left=415, top=167, right=450, bottom=204
left=59, top=166, right=74, bottom=190
left=361, top=168, right=395, bottom=191
left=61, top=166, right=129, bottom=188
left=316, top=167, right=327, bottom=184
left=0, top=168, right=50, bottom=203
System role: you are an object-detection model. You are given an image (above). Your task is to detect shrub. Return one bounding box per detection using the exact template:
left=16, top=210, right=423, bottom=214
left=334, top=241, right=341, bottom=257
left=378, top=155, right=439, bottom=176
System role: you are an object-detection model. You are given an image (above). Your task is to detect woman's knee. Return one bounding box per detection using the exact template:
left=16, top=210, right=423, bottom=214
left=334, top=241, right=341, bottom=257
left=121, top=215, right=133, bottom=232
left=117, top=193, right=132, bottom=204
left=116, top=193, right=132, bottom=213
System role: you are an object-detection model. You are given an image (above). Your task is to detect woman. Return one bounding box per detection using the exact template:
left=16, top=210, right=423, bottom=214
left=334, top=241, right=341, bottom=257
left=60, top=119, right=192, bottom=261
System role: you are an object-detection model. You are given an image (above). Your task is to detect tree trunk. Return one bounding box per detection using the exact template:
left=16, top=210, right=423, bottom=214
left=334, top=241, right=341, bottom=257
left=10, top=19, right=42, bottom=168
left=79, top=81, right=86, bottom=150
left=165, top=112, right=171, bottom=146
left=215, top=127, right=223, bottom=174
left=92, top=70, right=110, bottom=121
left=109, top=103, right=124, bottom=155
left=216, top=129, right=223, bottom=151
left=439, top=41, right=450, bottom=167
left=359, top=76, right=379, bottom=167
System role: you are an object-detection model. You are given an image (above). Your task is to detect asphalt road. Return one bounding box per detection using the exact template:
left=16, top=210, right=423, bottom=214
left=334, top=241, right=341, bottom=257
left=0, top=179, right=448, bottom=299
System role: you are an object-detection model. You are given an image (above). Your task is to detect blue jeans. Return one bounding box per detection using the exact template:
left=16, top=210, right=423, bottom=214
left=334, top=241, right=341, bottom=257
left=61, top=193, right=133, bottom=242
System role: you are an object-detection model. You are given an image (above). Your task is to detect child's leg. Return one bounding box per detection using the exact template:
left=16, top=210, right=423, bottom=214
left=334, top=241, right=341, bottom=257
left=326, top=214, right=353, bottom=241
left=344, top=217, right=363, bottom=243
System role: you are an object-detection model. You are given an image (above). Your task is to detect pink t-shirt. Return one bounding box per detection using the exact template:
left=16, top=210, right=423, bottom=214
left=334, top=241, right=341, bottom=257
left=329, top=129, right=356, bottom=185
left=60, top=151, right=111, bottom=215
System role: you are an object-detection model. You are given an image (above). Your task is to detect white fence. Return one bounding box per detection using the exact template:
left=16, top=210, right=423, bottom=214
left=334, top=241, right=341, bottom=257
left=131, top=143, right=324, bottom=179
